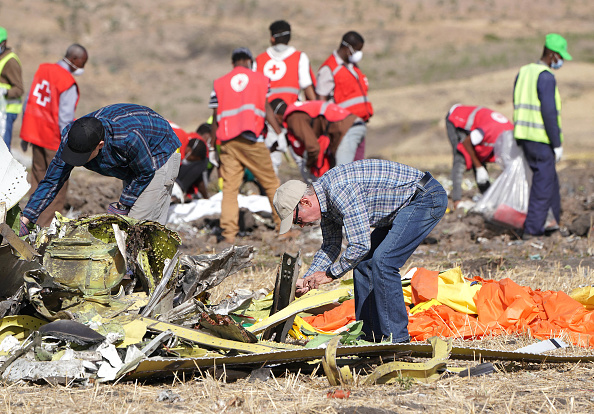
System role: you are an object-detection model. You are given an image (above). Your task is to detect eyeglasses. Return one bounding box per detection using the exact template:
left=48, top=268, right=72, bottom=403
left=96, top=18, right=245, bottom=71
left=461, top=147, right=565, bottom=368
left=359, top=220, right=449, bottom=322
left=293, top=203, right=302, bottom=225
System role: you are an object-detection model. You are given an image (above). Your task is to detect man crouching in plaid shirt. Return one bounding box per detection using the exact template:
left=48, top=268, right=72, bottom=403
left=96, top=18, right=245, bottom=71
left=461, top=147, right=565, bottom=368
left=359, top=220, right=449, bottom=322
left=273, top=159, right=447, bottom=343
left=20, top=103, right=181, bottom=235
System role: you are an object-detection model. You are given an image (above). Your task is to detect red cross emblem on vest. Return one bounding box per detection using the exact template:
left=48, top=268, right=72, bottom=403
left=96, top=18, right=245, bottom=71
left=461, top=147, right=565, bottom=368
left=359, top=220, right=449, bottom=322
left=33, top=80, right=51, bottom=107
left=269, top=64, right=280, bottom=75
left=263, top=59, right=287, bottom=81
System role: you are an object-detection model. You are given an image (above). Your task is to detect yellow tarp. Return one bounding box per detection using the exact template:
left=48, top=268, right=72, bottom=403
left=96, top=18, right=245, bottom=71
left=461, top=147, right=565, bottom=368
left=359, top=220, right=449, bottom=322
left=570, top=286, right=594, bottom=310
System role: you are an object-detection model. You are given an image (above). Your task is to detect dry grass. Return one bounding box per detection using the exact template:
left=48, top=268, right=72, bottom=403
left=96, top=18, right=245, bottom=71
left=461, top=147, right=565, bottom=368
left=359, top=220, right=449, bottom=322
left=2, top=359, right=593, bottom=413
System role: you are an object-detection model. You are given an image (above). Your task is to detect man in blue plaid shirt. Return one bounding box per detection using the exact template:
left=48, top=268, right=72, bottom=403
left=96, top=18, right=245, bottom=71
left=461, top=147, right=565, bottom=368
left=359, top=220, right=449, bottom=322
left=20, top=103, right=181, bottom=234
left=273, top=159, right=447, bottom=343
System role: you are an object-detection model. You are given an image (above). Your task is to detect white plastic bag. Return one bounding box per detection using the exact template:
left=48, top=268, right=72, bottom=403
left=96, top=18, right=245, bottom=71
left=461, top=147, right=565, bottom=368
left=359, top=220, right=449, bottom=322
left=472, top=132, right=556, bottom=229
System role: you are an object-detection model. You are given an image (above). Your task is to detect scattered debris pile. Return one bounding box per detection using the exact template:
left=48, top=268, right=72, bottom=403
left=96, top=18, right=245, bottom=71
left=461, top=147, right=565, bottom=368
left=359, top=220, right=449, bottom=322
left=1, top=210, right=593, bottom=388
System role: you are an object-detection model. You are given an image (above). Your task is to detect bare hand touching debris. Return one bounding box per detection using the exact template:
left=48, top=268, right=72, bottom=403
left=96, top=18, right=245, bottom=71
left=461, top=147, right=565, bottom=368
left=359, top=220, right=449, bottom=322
left=296, top=271, right=333, bottom=296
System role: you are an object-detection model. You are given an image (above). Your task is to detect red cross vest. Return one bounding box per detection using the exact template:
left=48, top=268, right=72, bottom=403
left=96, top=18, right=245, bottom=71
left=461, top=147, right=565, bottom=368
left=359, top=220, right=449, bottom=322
left=213, top=66, right=268, bottom=142
left=256, top=50, right=307, bottom=105
left=448, top=105, right=513, bottom=170
left=319, top=54, right=373, bottom=121
left=20, top=63, right=78, bottom=151
left=284, top=101, right=351, bottom=177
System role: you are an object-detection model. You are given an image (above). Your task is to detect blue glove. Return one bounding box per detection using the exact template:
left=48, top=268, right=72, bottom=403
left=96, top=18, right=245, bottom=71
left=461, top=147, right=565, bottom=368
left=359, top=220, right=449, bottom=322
left=19, top=219, right=30, bottom=237
left=107, top=202, right=130, bottom=216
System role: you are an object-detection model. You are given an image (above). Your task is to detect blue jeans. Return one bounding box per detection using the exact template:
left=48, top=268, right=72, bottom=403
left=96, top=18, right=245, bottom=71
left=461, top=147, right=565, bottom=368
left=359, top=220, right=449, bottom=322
left=3, top=112, right=18, bottom=151
left=353, top=174, right=447, bottom=343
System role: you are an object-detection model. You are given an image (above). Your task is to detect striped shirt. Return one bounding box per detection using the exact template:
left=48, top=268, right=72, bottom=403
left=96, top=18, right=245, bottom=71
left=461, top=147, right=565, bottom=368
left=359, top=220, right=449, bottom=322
left=306, top=159, right=424, bottom=278
left=23, top=104, right=180, bottom=222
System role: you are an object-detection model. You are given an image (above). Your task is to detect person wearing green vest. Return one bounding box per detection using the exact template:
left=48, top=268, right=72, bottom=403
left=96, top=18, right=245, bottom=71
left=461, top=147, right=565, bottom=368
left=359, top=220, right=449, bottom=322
left=513, top=33, right=571, bottom=239
left=0, top=27, right=24, bottom=151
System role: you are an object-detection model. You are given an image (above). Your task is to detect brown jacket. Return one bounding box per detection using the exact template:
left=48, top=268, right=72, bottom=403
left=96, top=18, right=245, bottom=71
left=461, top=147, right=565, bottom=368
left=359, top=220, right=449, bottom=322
left=286, top=111, right=356, bottom=168
left=0, top=47, right=24, bottom=100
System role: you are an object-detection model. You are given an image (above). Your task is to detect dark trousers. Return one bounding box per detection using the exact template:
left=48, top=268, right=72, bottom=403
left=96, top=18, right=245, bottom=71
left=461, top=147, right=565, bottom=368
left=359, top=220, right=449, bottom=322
left=520, top=140, right=560, bottom=235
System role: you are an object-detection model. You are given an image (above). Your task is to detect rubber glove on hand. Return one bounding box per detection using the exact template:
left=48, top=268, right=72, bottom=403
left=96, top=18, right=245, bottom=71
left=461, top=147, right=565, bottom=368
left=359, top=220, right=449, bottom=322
left=554, top=146, right=563, bottom=163
left=276, top=131, right=288, bottom=153
left=475, top=166, right=489, bottom=185
left=208, top=147, right=219, bottom=167
left=107, top=202, right=130, bottom=216
left=264, top=129, right=278, bottom=149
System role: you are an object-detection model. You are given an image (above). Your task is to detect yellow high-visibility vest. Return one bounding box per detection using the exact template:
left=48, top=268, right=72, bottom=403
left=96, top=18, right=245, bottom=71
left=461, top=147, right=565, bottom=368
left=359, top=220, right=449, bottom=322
left=0, top=52, right=23, bottom=114
left=513, top=63, right=562, bottom=144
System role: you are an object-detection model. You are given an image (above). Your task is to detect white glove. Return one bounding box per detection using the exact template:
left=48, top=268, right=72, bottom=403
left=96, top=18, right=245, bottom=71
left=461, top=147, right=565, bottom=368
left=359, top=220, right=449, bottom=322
left=475, top=166, right=489, bottom=185
left=208, top=147, right=219, bottom=167
left=276, top=131, right=288, bottom=153
left=554, top=146, right=563, bottom=163
left=0, top=87, right=7, bottom=96
left=264, top=129, right=278, bottom=149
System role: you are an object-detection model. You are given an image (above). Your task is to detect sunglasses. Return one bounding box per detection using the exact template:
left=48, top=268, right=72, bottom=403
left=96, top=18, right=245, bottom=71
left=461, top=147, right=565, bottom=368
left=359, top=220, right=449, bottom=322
left=293, top=203, right=303, bottom=225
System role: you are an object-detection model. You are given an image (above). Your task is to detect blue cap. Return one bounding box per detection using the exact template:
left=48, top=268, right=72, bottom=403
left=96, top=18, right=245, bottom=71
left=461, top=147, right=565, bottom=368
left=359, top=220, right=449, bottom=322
left=231, top=47, right=253, bottom=61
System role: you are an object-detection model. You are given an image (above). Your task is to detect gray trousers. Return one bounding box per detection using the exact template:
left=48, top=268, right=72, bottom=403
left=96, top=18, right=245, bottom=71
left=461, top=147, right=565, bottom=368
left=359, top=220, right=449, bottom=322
left=446, top=117, right=470, bottom=202
left=126, top=152, right=181, bottom=225
left=335, top=122, right=367, bottom=165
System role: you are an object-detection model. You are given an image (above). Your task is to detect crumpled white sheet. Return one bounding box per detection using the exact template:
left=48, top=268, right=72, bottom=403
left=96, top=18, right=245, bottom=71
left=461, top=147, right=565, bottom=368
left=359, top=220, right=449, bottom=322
left=167, top=192, right=272, bottom=224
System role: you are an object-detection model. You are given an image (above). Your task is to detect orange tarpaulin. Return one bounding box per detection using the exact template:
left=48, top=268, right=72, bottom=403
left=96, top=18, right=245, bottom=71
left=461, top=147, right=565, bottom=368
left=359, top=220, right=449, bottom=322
left=304, top=268, right=594, bottom=348
left=302, top=299, right=356, bottom=332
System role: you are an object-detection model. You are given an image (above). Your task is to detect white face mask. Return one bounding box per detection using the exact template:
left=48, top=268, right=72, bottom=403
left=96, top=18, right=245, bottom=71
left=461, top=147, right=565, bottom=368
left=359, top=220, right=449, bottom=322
left=342, top=40, right=363, bottom=64
left=349, top=50, right=363, bottom=64
left=72, top=68, right=85, bottom=76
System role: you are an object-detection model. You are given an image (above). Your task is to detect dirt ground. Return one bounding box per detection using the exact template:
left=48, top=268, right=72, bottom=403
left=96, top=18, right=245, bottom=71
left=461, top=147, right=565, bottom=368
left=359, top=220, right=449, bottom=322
left=64, top=154, right=594, bottom=273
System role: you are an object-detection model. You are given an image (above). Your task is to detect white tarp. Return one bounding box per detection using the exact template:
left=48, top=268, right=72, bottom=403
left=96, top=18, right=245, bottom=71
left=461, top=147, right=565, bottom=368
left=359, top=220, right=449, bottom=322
left=167, top=192, right=272, bottom=224
left=0, top=139, right=30, bottom=210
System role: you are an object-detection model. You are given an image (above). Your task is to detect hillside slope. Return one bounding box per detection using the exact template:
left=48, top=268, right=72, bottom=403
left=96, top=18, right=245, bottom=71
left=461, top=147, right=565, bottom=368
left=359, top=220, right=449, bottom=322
left=3, top=0, right=593, bottom=170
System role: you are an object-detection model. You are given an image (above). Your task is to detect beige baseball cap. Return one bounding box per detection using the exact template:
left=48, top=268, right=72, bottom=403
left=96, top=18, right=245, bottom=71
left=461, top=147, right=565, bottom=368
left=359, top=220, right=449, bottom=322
left=273, top=180, right=307, bottom=234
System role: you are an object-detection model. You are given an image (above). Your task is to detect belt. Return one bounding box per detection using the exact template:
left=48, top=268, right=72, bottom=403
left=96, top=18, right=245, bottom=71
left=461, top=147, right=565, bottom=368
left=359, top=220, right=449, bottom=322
left=411, top=172, right=432, bottom=200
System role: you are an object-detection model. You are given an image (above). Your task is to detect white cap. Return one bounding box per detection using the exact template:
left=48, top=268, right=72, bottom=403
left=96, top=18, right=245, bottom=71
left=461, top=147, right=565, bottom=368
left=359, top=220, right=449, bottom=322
left=273, top=180, right=307, bottom=234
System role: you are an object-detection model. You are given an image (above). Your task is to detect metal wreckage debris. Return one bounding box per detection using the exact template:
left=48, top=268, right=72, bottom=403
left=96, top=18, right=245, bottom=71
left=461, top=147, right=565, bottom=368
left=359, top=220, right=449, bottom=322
left=0, top=209, right=593, bottom=387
